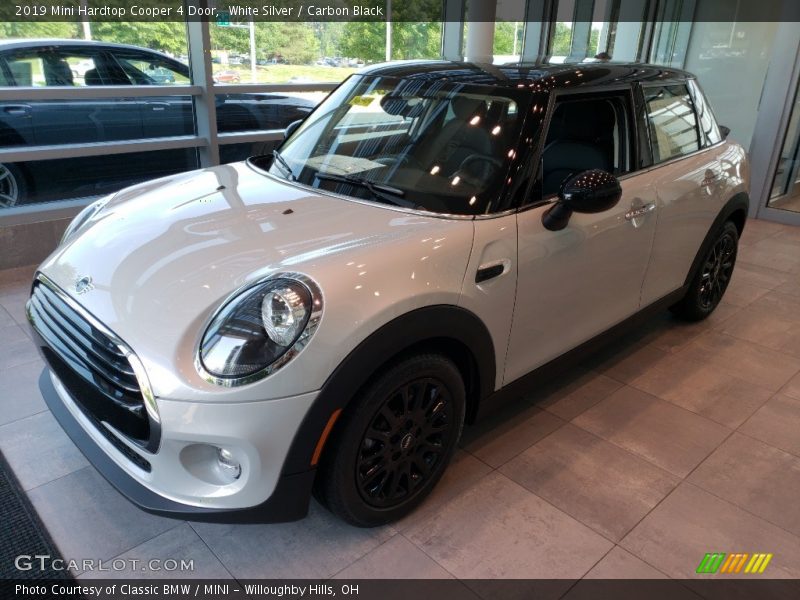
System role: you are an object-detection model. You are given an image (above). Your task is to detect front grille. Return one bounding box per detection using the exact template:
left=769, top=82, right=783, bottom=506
left=28, top=279, right=154, bottom=464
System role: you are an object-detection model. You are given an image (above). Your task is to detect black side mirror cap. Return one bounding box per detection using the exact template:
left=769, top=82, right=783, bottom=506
left=284, top=119, right=303, bottom=140
left=542, top=169, right=622, bottom=231
left=719, top=125, right=730, bottom=139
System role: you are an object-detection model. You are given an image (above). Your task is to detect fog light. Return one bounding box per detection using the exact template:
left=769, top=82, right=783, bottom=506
left=216, top=448, right=241, bottom=481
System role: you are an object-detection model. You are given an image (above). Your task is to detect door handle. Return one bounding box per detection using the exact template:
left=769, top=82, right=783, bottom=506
left=146, top=102, right=170, bottom=112
left=624, top=203, right=655, bottom=221
left=3, top=104, right=31, bottom=116
left=476, top=259, right=510, bottom=283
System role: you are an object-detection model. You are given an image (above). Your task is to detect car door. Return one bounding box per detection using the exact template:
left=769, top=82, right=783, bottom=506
left=11, top=45, right=142, bottom=145
left=503, top=88, right=658, bottom=385
left=638, top=81, right=726, bottom=305
left=108, top=48, right=193, bottom=138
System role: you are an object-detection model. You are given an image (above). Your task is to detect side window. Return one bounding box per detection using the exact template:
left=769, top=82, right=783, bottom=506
left=111, top=51, right=190, bottom=85
left=5, top=53, right=48, bottom=87
left=538, top=92, right=633, bottom=198
left=687, top=79, right=722, bottom=147
left=644, top=84, right=701, bottom=163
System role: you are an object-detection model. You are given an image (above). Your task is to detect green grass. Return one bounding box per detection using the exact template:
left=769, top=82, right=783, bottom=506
left=213, top=63, right=356, bottom=84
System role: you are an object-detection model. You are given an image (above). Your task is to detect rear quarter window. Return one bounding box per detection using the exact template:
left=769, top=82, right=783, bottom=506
left=644, top=84, right=701, bottom=163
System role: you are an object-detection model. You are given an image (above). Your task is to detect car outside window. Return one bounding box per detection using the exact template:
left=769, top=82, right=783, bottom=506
left=260, top=74, right=529, bottom=216
left=5, top=53, right=49, bottom=87
left=111, top=51, right=190, bottom=85
left=644, top=84, right=701, bottom=163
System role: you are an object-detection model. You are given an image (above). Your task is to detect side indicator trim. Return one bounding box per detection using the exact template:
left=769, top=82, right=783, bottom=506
left=310, top=408, right=342, bottom=466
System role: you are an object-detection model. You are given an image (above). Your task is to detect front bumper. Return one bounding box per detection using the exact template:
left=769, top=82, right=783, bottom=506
left=39, top=368, right=317, bottom=523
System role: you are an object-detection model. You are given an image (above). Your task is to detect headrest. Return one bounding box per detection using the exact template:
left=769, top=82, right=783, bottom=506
left=380, top=95, right=425, bottom=118
left=451, top=96, right=486, bottom=120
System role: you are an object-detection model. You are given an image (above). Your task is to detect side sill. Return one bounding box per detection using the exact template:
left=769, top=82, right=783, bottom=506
left=476, top=285, right=688, bottom=420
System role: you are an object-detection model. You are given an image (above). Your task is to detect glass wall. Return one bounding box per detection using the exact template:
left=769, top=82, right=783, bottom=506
left=768, top=81, right=800, bottom=213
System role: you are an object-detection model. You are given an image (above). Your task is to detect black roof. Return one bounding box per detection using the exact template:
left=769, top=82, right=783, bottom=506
left=359, top=60, right=692, bottom=90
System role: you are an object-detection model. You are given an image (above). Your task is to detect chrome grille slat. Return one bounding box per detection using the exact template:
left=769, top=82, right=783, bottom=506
left=29, top=279, right=152, bottom=452
left=36, top=283, right=126, bottom=359
left=30, top=295, right=140, bottom=393
left=31, top=293, right=137, bottom=379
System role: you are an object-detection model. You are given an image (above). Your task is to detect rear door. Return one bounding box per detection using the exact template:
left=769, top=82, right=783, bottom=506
left=638, top=81, right=725, bottom=305
left=504, top=88, right=658, bottom=384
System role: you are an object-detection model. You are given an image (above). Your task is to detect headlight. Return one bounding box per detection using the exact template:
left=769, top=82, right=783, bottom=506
left=60, top=195, right=112, bottom=245
left=198, top=275, right=322, bottom=386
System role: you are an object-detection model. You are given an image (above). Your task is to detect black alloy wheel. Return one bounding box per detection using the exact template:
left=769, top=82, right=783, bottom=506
left=671, top=220, right=739, bottom=321
left=315, top=353, right=465, bottom=527
left=698, top=227, right=737, bottom=310
left=356, top=377, right=453, bottom=508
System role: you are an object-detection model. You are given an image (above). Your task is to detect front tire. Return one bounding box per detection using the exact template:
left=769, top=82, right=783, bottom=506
left=315, top=354, right=465, bottom=527
left=671, top=220, right=738, bottom=321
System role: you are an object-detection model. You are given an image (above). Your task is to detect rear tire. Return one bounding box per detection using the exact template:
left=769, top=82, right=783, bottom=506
left=0, top=163, right=28, bottom=207
left=314, top=353, right=465, bottom=527
left=671, top=221, right=738, bottom=321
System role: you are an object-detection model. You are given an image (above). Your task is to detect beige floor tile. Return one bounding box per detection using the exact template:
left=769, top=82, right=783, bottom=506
left=500, top=424, right=678, bottom=541
left=394, top=450, right=492, bottom=534
left=0, top=358, right=47, bottom=426
left=719, top=307, right=800, bottom=358
left=461, top=404, right=564, bottom=468
left=630, top=353, right=773, bottom=428
left=729, top=261, right=791, bottom=290
left=573, top=386, right=730, bottom=477
left=748, top=290, right=800, bottom=323
left=191, top=502, right=393, bottom=579
left=333, top=535, right=454, bottom=579
left=678, top=331, right=800, bottom=392
left=583, top=546, right=669, bottom=579
left=405, top=472, right=613, bottom=579
left=533, top=371, right=623, bottom=421
left=0, top=411, right=89, bottom=490
left=782, top=371, right=800, bottom=401
left=592, top=342, right=671, bottom=384
left=621, top=483, right=800, bottom=579
left=688, top=433, right=800, bottom=537
left=27, top=467, right=177, bottom=563
left=722, top=279, right=771, bottom=307
left=739, top=394, right=800, bottom=458
left=738, top=219, right=784, bottom=245
left=79, top=523, right=232, bottom=579
left=0, top=323, right=39, bottom=369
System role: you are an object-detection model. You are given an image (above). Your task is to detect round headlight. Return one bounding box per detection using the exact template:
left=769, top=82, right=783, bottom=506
left=262, top=285, right=308, bottom=346
left=198, top=277, right=320, bottom=384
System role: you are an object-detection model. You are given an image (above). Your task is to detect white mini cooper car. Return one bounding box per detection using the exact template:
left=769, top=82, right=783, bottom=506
left=29, top=61, right=748, bottom=526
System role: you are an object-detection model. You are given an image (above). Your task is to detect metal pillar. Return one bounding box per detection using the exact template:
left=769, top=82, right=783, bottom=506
left=186, top=15, right=219, bottom=167
left=464, top=0, right=497, bottom=63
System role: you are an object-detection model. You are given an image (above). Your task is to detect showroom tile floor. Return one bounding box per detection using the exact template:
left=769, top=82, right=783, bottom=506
left=2, top=217, right=800, bottom=589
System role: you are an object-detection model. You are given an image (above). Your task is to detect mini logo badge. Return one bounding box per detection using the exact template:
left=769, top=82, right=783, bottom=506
left=74, top=275, right=94, bottom=295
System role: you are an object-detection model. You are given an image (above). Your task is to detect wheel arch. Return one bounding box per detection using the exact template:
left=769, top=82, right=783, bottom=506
left=280, top=304, right=496, bottom=476
left=683, top=191, right=749, bottom=286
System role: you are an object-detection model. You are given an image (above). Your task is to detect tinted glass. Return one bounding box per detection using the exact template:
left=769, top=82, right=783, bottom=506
left=110, top=50, right=190, bottom=85
left=260, top=74, right=529, bottom=215
left=644, top=84, right=700, bottom=163
left=687, top=79, right=722, bottom=147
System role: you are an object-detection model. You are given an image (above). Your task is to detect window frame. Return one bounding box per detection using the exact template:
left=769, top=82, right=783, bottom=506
left=524, top=84, right=641, bottom=206
left=640, top=81, right=703, bottom=165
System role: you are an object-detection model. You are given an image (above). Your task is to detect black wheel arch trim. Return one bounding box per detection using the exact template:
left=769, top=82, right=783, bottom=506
left=280, top=304, right=496, bottom=476
left=683, top=192, right=749, bottom=287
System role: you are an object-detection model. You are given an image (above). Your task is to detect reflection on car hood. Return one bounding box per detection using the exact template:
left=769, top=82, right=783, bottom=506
left=40, top=162, right=446, bottom=346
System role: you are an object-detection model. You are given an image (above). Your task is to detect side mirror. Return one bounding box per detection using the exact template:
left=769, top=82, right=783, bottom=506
left=542, top=169, right=622, bottom=231
left=719, top=125, right=730, bottom=139
left=284, top=120, right=303, bottom=140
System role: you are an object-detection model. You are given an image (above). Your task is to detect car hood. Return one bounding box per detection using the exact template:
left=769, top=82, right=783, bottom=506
left=36, top=162, right=474, bottom=399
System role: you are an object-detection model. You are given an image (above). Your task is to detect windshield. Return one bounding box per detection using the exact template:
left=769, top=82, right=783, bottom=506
left=259, top=74, right=530, bottom=215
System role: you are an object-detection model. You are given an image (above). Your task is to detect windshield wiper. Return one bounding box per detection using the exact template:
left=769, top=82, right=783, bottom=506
left=315, top=172, right=416, bottom=209
left=272, top=150, right=296, bottom=181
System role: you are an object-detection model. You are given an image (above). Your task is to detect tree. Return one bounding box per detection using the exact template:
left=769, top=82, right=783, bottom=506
left=92, top=22, right=187, bottom=55
left=0, top=22, right=79, bottom=40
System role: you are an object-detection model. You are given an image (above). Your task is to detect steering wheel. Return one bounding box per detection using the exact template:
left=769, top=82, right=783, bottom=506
left=455, top=153, right=503, bottom=185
